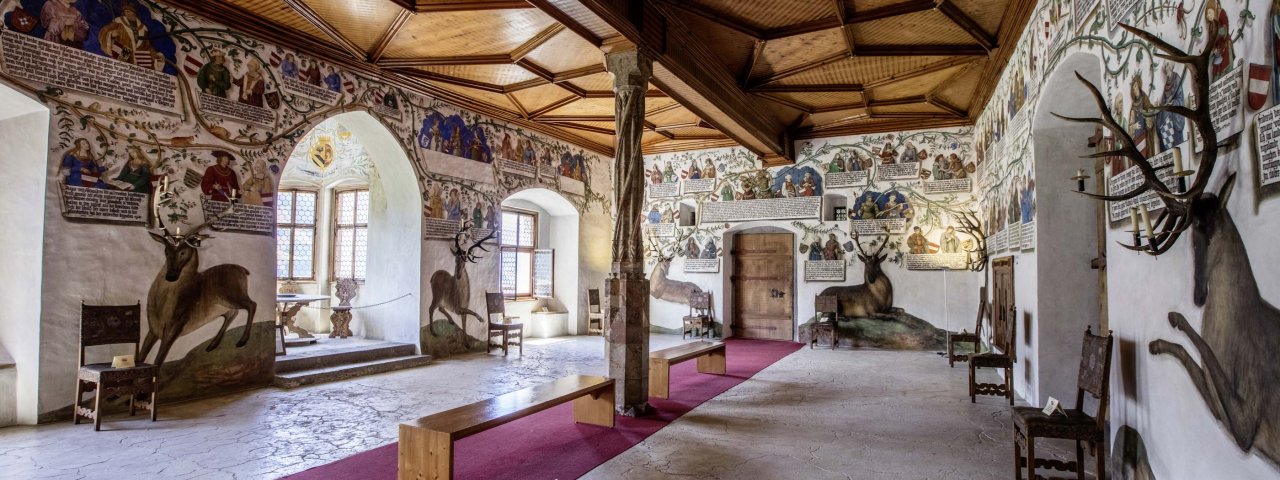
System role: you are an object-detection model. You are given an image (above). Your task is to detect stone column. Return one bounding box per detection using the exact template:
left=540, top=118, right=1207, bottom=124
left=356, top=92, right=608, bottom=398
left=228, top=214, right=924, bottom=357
left=604, top=49, right=652, bottom=416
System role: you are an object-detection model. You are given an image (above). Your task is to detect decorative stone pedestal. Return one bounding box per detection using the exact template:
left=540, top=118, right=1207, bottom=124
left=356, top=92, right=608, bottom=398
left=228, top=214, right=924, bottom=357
left=606, top=263, right=651, bottom=416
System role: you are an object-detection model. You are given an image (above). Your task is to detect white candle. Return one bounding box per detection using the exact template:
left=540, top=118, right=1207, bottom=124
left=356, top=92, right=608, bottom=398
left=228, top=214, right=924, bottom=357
left=1130, top=207, right=1140, bottom=233
left=163, top=176, right=169, bottom=190
left=176, top=227, right=181, bottom=235
left=1173, top=148, right=1184, bottom=173
left=1077, top=168, right=1085, bottom=178
left=1140, top=205, right=1154, bottom=237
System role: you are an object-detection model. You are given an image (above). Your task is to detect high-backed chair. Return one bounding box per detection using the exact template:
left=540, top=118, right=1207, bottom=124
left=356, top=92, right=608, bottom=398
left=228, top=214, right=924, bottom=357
left=811, top=295, right=840, bottom=349
left=485, top=292, right=523, bottom=356
left=329, top=278, right=358, bottom=338
left=1012, top=327, right=1114, bottom=480
left=970, top=304, right=1016, bottom=404
left=948, top=286, right=988, bottom=367
left=74, top=301, right=158, bottom=431
left=587, top=288, right=604, bottom=335
left=682, top=291, right=713, bottom=339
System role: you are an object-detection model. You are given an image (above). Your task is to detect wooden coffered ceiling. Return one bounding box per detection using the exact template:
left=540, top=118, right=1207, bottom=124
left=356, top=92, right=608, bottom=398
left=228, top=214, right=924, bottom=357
left=163, top=0, right=1034, bottom=163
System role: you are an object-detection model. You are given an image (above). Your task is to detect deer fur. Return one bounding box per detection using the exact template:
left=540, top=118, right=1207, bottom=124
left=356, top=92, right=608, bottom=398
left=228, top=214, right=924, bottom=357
left=139, top=203, right=256, bottom=369
left=426, top=225, right=496, bottom=346
left=1149, top=175, right=1280, bottom=466
left=649, top=257, right=702, bottom=304
left=820, top=232, right=894, bottom=317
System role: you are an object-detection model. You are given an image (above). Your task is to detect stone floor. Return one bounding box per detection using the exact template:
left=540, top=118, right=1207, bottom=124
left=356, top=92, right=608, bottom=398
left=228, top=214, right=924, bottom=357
left=0, top=335, right=1070, bottom=480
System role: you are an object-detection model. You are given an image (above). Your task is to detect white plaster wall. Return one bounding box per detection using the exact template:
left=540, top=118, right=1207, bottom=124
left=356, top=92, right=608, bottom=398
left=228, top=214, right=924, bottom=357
left=501, top=192, right=583, bottom=335
left=0, top=86, right=49, bottom=425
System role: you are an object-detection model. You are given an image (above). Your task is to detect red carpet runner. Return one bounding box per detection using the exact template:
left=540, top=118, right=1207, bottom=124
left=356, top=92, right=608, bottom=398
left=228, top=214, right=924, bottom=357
left=282, top=338, right=801, bottom=480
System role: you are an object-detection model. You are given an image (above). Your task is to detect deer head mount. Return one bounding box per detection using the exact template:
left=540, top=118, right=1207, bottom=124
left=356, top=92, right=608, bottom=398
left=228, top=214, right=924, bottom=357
left=1053, top=23, right=1236, bottom=255
left=450, top=223, right=498, bottom=263
left=952, top=209, right=988, bottom=272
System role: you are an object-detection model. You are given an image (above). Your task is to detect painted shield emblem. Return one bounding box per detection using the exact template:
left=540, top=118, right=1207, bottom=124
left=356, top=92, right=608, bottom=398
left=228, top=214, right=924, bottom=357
left=264, top=91, right=281, bottom=110
left=1248, top=63, right=1271, bottom=110
left=9, top=8, right=38, bottom=33
left=310, top=136, right=335, bottom=170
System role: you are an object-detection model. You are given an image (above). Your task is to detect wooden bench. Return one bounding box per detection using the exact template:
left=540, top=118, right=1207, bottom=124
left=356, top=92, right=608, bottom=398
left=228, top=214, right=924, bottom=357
left=648, top=341, right=726, bottom=399
left=398, top=375, right=615, bottom=479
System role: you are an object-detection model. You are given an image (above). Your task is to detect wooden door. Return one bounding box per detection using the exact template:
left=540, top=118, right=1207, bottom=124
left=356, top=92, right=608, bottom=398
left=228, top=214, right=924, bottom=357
left=991, top=256, right=1015, bottom=351
left=1093, top=157, right=1109, bottom=332
left=731, top=233, right=794, bottom=340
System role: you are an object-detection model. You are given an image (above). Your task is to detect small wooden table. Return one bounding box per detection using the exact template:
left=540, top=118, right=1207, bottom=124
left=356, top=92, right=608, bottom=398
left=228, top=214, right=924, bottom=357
left=648, top=341, right=727, bottom=399
left=276, top=294, right=330, bottom=350
left=398, top=375, right=615, bottom=480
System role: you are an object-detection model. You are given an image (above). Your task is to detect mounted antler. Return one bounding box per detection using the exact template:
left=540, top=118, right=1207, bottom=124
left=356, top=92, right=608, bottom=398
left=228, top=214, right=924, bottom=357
left=952, top=209, right=988, bottom=271
left=151, top=180, right=239, bottom=247
left=850, top=228, right=890, bottom=259
left=1052, top=22, right=1235, bottom=255
left=452, top=222, right=498, bottom=263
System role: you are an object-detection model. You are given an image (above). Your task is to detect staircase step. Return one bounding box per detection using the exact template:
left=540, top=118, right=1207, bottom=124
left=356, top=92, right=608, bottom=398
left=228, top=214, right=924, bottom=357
left=275, top=341, right=416, bottom=374
left=273, top=355, right=432, bottom=389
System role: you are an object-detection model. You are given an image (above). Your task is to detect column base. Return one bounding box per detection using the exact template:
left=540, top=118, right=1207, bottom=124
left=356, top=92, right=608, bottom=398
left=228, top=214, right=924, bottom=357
left=616, top=402, right=652, bottom=417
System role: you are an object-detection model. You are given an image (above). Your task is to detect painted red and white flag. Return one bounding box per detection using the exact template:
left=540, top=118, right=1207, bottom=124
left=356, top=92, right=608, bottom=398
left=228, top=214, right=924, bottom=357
left=1248, top=63, right=1272, bottom=110
left=269, top=51, right=282, bottom=68
left=343, top=78, right=356, bottom=95
left=182, top=54, right=204, bottom=77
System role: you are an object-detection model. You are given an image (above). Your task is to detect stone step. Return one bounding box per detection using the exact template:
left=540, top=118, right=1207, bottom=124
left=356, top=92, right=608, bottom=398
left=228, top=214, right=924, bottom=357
left=275, top=341, right=417, bottom=374
left=273, top=355, right=433, bottom=389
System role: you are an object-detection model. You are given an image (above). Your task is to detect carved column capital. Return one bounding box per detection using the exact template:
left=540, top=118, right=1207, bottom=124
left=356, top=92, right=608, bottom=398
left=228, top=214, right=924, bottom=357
left=605, top=50, right=653, bottom=93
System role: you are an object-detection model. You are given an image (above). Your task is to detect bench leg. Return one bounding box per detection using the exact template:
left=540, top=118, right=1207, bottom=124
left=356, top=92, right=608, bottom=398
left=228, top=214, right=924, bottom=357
left=399, top=425, right=452, bottom=480
left=648, top=358, right=670, bottom=399
left=573, top=386, right=615, bottom=428
left=696, top=349, right=727, bottom=375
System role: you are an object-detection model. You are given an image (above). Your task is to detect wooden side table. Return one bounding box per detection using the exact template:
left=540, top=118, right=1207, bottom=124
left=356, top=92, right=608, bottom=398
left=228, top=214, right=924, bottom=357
left=810, top=320, right=838, bottom=349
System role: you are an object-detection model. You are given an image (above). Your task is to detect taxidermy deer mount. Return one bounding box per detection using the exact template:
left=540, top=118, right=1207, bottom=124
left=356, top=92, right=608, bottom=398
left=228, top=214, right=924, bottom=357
left=141, top=184, right=256, bottom=371
left=645, top=233, right=702, bottom=305
left=427, top=224, right=497, bottom=347
left=819, top=230, right=894, bottom=318
left=1053, top=22, right=1237, bottom=255
left=1059, top=21, right=1280, bottom=466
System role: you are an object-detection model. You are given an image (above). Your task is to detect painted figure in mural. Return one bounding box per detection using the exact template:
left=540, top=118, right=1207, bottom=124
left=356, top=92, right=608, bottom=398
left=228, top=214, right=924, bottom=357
left=800, top=172, right=816, bottom=196
left=932, top=155, right=948, bottom=181
left=880, top=142, right=897, bottom=164
left=428, top=184, right=444, bottom=219
left=739, top=179, right=756, bottom=200
left=114, top=145, right=152, bottom=193
left=201, top=151, right=240, bottom=202
left=470, top=126, right=486, bottom=161
left=907, top=227, right=930, bottom=254
left=1021, top=176, right=1036, bottom=223
left=61, top=138, right=107, bottom=188
left=940, top=226, right=960, bottom=253
left=301, top=58, right=322, bottom=86
left=719, top=183, right=735, bottom=201
left=780, top=174, right=798, bottom=197
left=949, top=154, right=969, bottom=179
left=703, top=158, right=716, bottom=179
left=858, top=196, right=879, bottom=220
left=471, top=203, right=484, bottom=229
left=648, top=164, right=663, bottom=184
left=662, top=161, right=677, bottom=183
left=1206, top=0, right=1233, bottom=80
left=485, top=204, right=497, bottom=230
left=1156, top=63, right=1186, bottom=152
left=702, top=239, right=718, bottom=259
left=444, top=189, right=464, bottom=221
left=848, top=151, right=865, bottom=172
left=808, top=239, right=824, bottom=261
left=753, top=172, right=775, bottom=199
left=823, top=233, right=843, bottom=260
left=97, top=3, right=159, bottom=69
left=41, top=0, right=88, bottom=48
left=647, top=205, right=661, bottom=224
left=323, top=67, right=341, bottom=93
left=685, top=237, right=700, bottom=259
left=661, top=206, right=675, bottom=224
left=687, top=159, right=702, bottom=180
left=281, top=53, right=299, bottom=79
left=197, top=49, right=232, bottom=98
left=829, top=154, right=846, bottom=173
left=900, top=142, right=918, bottom=163
left=1128, top=75, right=1157, bottom=157
left=500, top=133, right=514, bottom=161
left=428, top=118, right=443, bottom=152
left=884, top=195, right=904, bottom=218
left=235, top=60, right=266, bottom=107
left=1008, top=183, right=1021, bottom=226
left=449, top=125, right=465, bottom=157
left=523, top=140, right=537, bottom=165
left=240, top=160, right=274, bottom=207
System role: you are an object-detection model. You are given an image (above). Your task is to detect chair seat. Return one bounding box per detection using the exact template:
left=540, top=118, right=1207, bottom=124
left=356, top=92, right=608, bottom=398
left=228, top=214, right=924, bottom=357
left=971, top=352, right=1012, bottom=368
left=949, top=332, right=979, bottom=342
left=1012, top=406, right=1103, bottom=441
left=78, top=362, right=157, bottom=381
left=683, top=315, right=710, bottom=323
left=489, top=322, right=523, bottom=330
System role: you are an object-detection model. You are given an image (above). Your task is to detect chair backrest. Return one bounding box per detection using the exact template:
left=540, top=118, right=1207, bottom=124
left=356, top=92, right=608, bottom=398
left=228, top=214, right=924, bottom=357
left=588, top=288, right=601, bottom=313
left=688, top=291, right=710, bottom=315
left=484, top=292, right=505, bottom=323
left=334, top=278, right=358, bottom=307
left=815, top=295, right=838, bottom=315
left=991, top=305, right=1017, bottom=360
left=80, top=301, right=142, bottom=365
left=973, top=286, right=988, bottom=335
left=1075, top=326, right=1114, bottom=421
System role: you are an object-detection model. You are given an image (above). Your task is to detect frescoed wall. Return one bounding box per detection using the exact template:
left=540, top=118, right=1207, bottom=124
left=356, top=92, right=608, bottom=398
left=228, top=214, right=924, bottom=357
left=0, top=0, right=614, bottom=422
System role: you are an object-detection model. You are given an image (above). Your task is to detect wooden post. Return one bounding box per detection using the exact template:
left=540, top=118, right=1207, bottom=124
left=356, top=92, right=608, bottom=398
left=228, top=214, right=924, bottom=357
left=398, top=425, right=453, bottom=480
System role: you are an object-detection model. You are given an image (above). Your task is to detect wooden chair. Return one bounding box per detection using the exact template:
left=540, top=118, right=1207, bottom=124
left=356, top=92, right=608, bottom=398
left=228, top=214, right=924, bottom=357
left=682, top=291, right=713, bottom=339
left=811, top=295, right=840, bottom=349
left=329, top=278, right=358, bottom=339
left=1013, top=327, right=1114, bottom=480
left=73, top=301, right=158, bottom=431
left=948, top=286, right=988, bottom=367
left=970, top=304, right=1016, bottom=405
left=587, top=288, right=604, bottom=335
left=485, top=292, right=523, bottom=356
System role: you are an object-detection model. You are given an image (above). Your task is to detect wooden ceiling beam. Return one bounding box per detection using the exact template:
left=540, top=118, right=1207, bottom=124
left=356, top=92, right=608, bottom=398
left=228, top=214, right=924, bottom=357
left=748, top=51, right=848, bottom=88
left=516, top=58, right=557, bottom=82
left=799, top=117, right=971, bottom=138
left=388, top=68, right=507, bottom=93
left=556, top=81, right=588, bottom=98
left=832, top=0, right=857, bottom=56
left=511, top=24, right=567, bottom=61
left=812, top=103, right=866, bottom=114
left=504, top=78, right=550, bottom=92
left=645, top=102, right=683, bottom=116
left=553, top=64, right=606, bottom=82
left=525, top=0, right=604, bottom=46
left=668, top=133, right=726, bottom=140
left=749, top=84, right=864, bottom=93
left=869, top=112, right=959, bottom=119
left=867, top=95, right=928, bottom=107
left=283, top=0, right=367, bottom=61
left=527, top=95, right=581, bottom=118
left=848, top=0, right=936, bottom=25
left=543, top=121, right=615, bottom=135
left=936, top=0, right=996, bottom=51
left=855, top=44, right=987, bottom=56
left=506, top=92, right=530, bottom=118
left=581, top=90, right=667, bottom=98
left=761, top=17, right=841, bottom=40
left=755, top=93, right=815, bottom=114
left=740, top=40, right=766, bottom=87
left=756, top=0, right=935, bottom=43
left=369, top=9, right=413, bottom=63
left=659, top=0, right=764, bottom=38
left=535, top=115, right=614, bottom=122
left=377, top=55, right=512, bottom=68
left=391, top=1, right=534, bottom=13
left=863, top=56, right=975, bottom=89
left=927, top=96, right=968, bottom=117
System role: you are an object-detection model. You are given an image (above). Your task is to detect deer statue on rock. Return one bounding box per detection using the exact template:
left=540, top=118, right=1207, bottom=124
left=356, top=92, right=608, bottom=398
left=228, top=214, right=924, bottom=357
left=140, top=187, right=256, bottom=370
left=1057, top=22, right=1280, bottom=465
left=426, top=224, right=497, bottom=347
left=646, top=234, right=702, bottom=305
left=820, top=230, right=894, bottom=318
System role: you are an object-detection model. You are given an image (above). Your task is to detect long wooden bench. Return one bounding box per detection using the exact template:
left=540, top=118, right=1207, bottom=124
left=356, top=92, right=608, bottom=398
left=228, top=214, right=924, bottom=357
left=648, top=341, right=726, bottom=399
left=398, top=375, right=615, bottom=479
